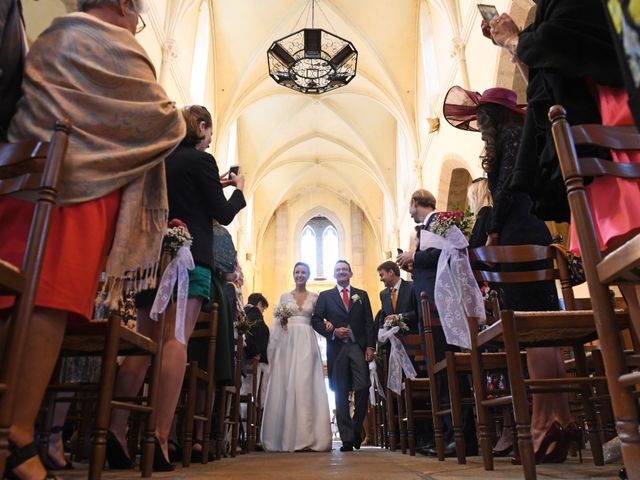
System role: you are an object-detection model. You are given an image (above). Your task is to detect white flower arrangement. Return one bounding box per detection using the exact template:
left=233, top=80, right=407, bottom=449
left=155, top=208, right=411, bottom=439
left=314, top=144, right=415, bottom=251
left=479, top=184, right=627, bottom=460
left=383, top=314, right=409, bottom=332
left=351, top=293, right=361, bottom=304
left=273, top=302, right=295, bottom=331
left=164, top=225, right=193, bottom=256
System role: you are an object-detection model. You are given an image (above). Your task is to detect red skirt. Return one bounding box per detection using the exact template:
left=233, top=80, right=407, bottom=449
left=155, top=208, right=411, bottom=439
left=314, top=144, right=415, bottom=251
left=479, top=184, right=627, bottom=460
left=0, top=189, right=121, bottom=322
left=569, top=86, right=640, bottom=255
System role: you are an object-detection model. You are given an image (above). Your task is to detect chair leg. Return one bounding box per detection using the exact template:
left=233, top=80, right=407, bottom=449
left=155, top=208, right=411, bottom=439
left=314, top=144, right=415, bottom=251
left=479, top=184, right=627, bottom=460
left=470, top=345, right=493, bottom=471
left=429, top=372, right=445, bottom=462
left=446, top=354, right=466, bottom=465
left=589, top=285, right=640, bottom=479
left=386, top=390, right=397, bottom=452
left=201, top=377, right=216, bottom=464
left=404, top=382, right=416, bottom=456
left=230, top=390, right=240, bottom=457
left=89, top=318, right=120, bottom=480
left=215, top=388, right=226, bottom=459
left=141, top=311, right=167, bottom=478
left=591, top=349, right=616, bottom=441
left=573, top=344, right=604, bottom=465
left=182, top=363, right=197, bottom=467
left=397, top=392, right=407, bottom=454
left=502, top=312, right=535, bottom=480
left=76, top=391, right=93, bottom=461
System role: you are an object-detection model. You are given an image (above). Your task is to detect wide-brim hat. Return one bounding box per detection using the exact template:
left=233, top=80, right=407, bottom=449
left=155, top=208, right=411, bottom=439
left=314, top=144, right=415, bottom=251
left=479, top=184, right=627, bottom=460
left=442, top=86, right=526, bottom=132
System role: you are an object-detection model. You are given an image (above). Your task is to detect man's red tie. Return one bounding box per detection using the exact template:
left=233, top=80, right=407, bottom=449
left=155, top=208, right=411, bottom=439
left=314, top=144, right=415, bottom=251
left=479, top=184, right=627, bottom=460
left=342, top=288, right=349, bottom=309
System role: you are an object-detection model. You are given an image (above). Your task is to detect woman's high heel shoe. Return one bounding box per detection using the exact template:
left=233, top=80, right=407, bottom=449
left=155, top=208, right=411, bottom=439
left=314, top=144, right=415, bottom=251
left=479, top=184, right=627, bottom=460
left=153, top=437, right=175, bottom=472
left=511, top=421, right=564, bottom=465
left=542, top=422, right=583, bottom=464
left=105, top=431, right=134, bottom=470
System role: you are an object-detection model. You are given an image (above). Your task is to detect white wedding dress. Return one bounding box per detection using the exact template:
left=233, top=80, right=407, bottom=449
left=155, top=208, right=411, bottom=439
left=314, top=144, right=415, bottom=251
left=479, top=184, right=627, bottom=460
left=261, top=291, right=332, bottom=452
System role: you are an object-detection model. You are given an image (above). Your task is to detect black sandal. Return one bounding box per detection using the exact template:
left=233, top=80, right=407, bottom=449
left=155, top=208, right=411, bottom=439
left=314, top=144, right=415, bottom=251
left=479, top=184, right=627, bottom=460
left=4, top=442, right=59, bottom=480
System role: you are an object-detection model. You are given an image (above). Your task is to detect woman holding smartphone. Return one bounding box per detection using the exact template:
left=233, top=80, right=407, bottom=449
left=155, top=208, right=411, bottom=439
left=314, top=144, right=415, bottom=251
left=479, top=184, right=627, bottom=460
left=107, top=105, right=246, bottom=471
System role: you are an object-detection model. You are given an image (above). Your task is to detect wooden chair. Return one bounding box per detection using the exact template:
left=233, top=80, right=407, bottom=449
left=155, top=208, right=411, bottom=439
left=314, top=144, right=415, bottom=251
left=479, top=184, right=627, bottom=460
left=382, top=350, right=400, bottom=451
left=50, top=249, right=172, bottom=479
left=469, top=244, right=629, bottom=480
left=399, top=301, right=438, bottom=457
left=180, top=303, right=219, bottom=467
left=217, top=333, right=243, bottom=458
left=423, top=291, right=512, bottom=465
left=0, top=119, right=70, bottom=474
left=550, top=104, right=640, bottom=479
left=238, top=356, right=259, bottom=453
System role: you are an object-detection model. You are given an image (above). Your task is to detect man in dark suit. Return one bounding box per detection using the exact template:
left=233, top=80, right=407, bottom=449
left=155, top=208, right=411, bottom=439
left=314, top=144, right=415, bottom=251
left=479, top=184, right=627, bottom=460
left=244, top=293, right=270, bottom=365
left=396, top=189, right=477, bottom=457
left=377, top=260, right=417, bottom=333
left=312, top=260, right=376, bottom=452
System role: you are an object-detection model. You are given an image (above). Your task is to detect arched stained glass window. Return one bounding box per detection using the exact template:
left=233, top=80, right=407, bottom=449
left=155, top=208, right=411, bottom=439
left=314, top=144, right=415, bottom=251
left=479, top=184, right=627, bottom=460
left=300, top=226, right=316, bottom=277
left=322, top=226, right=338, bottom=278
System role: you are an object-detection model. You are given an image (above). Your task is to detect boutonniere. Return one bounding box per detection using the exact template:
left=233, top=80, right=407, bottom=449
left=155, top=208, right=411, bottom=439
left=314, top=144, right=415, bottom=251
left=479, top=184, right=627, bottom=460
left=351, top=293, right=361, bottom=304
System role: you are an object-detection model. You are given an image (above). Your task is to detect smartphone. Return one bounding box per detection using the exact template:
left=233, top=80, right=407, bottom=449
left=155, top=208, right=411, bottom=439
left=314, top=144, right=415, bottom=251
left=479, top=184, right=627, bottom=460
left=229, top=165, right=240, bottom=177
left=477, top=4, right=499, bottom=23
left=397, top=248, right=404, bottom=255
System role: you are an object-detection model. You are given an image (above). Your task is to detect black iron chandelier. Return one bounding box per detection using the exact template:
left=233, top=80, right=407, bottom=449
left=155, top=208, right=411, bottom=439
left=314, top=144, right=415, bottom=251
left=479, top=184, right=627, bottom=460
left=267, top=0, right=358, bottom=94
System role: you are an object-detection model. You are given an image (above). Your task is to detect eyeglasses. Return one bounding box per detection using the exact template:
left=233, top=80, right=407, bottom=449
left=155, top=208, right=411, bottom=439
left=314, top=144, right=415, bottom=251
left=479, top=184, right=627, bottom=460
left=135, top=14, right=146, bottom=34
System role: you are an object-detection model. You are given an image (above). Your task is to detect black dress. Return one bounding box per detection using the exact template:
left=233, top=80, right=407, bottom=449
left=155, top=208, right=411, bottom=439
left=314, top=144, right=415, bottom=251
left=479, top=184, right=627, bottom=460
left=488, top=125, right=559, bottom=312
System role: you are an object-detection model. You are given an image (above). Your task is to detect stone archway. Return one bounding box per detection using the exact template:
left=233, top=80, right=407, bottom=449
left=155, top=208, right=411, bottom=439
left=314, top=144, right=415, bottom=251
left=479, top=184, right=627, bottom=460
left=446, top=167, right=473, bottom=211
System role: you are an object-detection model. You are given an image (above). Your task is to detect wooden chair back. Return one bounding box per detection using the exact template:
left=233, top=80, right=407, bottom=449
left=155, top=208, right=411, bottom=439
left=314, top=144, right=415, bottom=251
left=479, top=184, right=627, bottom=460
left=469, top=244, right=575, bottom=309
left=0, top=119, right=70, bottom=475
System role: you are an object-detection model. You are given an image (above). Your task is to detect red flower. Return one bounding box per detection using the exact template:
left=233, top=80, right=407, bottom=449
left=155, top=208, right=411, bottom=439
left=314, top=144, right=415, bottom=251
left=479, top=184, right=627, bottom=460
left=168, top=218, right=188, bottom=229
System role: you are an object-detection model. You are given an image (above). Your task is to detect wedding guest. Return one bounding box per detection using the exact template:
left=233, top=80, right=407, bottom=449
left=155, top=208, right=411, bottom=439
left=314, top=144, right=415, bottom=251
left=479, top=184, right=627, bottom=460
left=244, top=293, right=270, bottom=366
left=0, top=0, right=26, bottom=140
left=466, top=178, right=492, bottom=249
left=444, top=85, right=577, bottom=463
left=0, top=1, right=185, bottom=478
left=262, top=262, right=332, bottom=452
left=107, top=104, right=246, bottom=471
left=483, top=0, right=625, bottom=224
left=396, top=191, right=478, bottom=457
left=376, top=261, right=418, bottom=334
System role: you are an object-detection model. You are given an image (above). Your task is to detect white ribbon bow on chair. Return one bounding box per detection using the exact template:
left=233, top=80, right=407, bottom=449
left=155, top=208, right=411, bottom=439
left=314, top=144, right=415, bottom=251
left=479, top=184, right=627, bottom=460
left=421, top=227, right=486, bottom=350
left=150, top=245, right=195, bottom=344
left=378, top=327, right=417, bottom=395
left=368, top=360, right=384, bottom=405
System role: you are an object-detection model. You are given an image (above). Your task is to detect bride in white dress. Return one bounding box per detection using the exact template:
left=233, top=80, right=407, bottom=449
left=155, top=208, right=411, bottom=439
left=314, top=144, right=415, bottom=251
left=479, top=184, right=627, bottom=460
left=261, top=262, right=332, bottom=452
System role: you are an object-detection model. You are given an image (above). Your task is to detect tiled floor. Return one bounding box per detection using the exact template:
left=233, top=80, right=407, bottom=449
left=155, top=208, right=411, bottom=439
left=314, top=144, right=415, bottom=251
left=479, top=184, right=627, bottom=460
left=60, top=444, right=623, bottom=480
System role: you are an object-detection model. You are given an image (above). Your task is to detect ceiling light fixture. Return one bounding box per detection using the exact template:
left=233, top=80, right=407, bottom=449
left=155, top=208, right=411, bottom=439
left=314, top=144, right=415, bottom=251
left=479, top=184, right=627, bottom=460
left=267, top=0, right=358, bottom=94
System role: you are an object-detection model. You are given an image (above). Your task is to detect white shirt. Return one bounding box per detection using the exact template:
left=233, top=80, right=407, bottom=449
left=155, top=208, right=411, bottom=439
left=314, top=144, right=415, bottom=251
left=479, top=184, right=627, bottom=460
left=336, top=284, right=351, bottom=297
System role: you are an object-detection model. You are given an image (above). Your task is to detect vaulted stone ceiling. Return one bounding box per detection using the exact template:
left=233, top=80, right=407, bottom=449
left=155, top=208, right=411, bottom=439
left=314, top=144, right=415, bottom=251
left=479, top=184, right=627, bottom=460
left=209, top=0, right=421, bottom=251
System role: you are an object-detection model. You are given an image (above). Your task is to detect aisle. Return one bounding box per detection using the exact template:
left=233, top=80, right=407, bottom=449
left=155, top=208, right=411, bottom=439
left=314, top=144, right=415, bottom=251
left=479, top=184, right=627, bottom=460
left=61, top=442, right=621, bottom=479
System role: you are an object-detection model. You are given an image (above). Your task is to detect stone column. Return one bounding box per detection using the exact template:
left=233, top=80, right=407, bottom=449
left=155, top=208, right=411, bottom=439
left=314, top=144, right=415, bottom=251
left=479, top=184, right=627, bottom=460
left=159, top=39, right=177, bottom=89
left=350, top=202, right=365, bottom=287
left=274, top=202, right=289, bottom=291
left=451, top=36, right=470, bottom=89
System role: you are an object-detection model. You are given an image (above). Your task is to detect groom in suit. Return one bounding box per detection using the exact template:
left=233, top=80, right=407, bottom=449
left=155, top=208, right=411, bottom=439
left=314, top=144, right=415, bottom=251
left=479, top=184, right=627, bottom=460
left=312, top=260, right=376, bottom=452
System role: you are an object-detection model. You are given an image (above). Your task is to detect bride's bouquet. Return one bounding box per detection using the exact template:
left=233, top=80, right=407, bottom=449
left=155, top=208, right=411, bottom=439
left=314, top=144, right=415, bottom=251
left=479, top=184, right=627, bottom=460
left=273, top=302, right=295, bottom=332
left=383, top=314, right=409, bottom=333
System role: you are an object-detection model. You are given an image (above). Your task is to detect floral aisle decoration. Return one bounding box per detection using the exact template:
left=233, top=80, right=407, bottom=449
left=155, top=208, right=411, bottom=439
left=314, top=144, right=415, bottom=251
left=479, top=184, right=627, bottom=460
left=419, top=210, right=486, bottom=350
left=429, top=208, right=474, bottom=239
left=377, top=313, right=417, bottom=395
left=234, top=308, right=255, bottom=336
left=273, top=302, right=295, bottom=332
left=150, top=218, right=195, bottom=344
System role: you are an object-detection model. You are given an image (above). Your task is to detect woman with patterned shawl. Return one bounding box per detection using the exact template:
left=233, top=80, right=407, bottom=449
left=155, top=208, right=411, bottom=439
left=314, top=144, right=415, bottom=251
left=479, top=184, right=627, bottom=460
left=0, top=1, right=184, bottom=478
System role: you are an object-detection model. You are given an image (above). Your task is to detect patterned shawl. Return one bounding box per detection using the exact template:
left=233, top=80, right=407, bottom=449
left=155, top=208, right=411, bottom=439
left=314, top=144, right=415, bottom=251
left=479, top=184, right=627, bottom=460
left=4, top=12, right=186, bottom=305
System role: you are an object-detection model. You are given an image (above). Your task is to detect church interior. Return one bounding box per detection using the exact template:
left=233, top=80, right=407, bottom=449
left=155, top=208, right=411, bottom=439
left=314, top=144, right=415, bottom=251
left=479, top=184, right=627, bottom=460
left=2, top=0, right=640, bottom=479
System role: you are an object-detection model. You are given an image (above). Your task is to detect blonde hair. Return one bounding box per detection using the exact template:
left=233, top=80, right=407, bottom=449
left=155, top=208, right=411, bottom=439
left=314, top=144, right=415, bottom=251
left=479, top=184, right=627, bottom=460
left=467, top=178, right=492, bottom=215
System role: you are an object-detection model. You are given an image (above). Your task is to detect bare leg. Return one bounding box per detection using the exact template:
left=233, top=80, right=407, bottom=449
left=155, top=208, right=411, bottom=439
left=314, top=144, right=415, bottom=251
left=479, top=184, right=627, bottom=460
left=527, top=347, right=572, bottom=452
left=48, top=391, right=73, bottom=467
left=493, top=409, right=513, bottom=451
left=154, top=297, right=203, bottom=461
left=8, top=307, right=67, bottom=479
left=108, top=307, right=154, bottom=456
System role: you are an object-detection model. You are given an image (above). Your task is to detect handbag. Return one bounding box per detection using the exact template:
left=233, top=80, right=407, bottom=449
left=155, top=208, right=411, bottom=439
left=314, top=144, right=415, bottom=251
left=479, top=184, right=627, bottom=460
left=212, top=224, right=237, bottom=274
left=551, top=243, right=586, bottom=286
